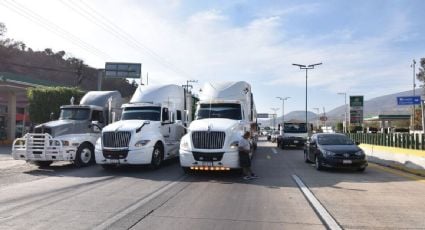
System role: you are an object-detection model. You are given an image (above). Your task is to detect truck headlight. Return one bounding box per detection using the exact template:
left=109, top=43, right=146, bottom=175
left=229, top=141, right=239, bottom=149
left=15, top=140, right=26, bottom=146
left=135, top=140, right=150, bottom=147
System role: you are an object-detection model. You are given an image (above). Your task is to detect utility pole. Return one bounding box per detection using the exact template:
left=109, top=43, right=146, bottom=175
left=185, top=80, right=198, bottom=93
left=411, top=59, right=416, bottom=130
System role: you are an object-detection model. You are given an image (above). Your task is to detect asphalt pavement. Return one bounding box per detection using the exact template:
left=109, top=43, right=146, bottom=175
left=0, top=138, right=424, bottom=229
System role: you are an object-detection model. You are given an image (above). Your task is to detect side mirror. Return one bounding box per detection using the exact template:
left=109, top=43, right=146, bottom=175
left=355, top=141, right=360, bottom=145
left=90, top=121, right=102, bottom=132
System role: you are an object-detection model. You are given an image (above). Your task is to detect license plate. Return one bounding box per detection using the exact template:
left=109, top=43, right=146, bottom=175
left=202, top=162, right=213, bottom=166
left=293, top=140, right=299, bottom=143
left=110, top=159, right=119, bottom=164
left=342, top=160, right=352, bottom=164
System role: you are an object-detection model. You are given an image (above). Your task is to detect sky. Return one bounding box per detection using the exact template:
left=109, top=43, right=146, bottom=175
left=0, top=0, right=424, bottom=117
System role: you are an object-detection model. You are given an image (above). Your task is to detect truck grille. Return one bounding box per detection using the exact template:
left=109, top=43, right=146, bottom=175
left=103, top=131, right=131, bottom=148
left=192, top=131, right=225, bottom=149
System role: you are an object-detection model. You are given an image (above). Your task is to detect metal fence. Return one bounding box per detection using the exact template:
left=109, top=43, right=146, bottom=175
left=347, top=133, right=425, bottom=150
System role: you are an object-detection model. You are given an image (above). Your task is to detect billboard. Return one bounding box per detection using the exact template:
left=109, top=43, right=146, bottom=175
left=105, top=62, right=141, bottom=79
left=350, top=96, right=363, bottom=126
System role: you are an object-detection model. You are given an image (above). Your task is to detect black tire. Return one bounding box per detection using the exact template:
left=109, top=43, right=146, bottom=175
left=101, top=164, right=117, bottom=170
left=74, top=143, right=95, bottom=168
left=32, top=161, right=53, bottom=168
left=150, top=143, right=163, bottom=169
left=315, top=155, right=323, bottom=171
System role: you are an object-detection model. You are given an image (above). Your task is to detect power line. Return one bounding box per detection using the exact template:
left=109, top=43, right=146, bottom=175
left=65, top=0, right=192, bottom=78
left=0, top=0, right=111, bottom=60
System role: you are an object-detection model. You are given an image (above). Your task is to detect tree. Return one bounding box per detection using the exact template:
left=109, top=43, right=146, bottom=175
left=417, top=58, right=425, bottom=89
left=27, top=87, right=85, bottom=124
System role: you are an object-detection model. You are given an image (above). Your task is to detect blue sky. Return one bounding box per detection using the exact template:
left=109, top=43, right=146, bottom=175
left=1, top=0, right=424, bottom=117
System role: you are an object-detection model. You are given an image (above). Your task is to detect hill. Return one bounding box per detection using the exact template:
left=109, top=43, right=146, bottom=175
left=0, top=23, right=136, bottom=97
left=326, top=88, right=422, bottom=122
left=259, top=89, right=423, bottom=127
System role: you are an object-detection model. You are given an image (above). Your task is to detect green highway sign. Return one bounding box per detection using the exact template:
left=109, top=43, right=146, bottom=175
left=105, top=62, right=141, bottom=79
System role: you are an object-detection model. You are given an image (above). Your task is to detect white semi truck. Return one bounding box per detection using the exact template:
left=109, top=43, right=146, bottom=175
left=12, top=91, right=123, bottom=167
left=179, top=81, right=258, bottom=172
left=95, top=84, right=192, bottom=169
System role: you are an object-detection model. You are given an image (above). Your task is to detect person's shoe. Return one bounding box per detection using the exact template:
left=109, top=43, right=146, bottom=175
left=243, top=176, right=252, bottom=180
left=250, top=174, right=259, bottom=179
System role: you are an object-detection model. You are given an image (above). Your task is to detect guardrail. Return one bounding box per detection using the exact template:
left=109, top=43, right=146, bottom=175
left=347, top=133, right=425, bottom=150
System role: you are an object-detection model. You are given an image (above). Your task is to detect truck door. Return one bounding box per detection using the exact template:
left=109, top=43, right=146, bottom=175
left=160, top=108, right=176, bottom=157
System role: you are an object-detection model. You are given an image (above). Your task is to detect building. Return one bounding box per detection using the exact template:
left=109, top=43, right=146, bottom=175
left=0, top=72, right=58, bottom=143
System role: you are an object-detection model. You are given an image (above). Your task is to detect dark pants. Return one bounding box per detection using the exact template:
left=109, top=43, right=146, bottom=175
left=239, top=150, right=251, bottom=167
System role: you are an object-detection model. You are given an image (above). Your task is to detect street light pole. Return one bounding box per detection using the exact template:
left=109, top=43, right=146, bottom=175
left=276, top=96, right=290, bottom=124
left=337, top=92, right=347, bottom=133
left=293, top=63, right=322, bottom=127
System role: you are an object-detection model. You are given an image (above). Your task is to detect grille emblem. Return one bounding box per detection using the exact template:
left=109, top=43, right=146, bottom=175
left=343, top=153, right=350, bottom=158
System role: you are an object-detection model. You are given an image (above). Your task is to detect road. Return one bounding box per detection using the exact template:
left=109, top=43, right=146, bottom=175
left=0, top=138, right=425, bottom=230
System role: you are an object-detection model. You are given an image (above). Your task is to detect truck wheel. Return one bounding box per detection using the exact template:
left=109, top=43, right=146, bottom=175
left=32, top=161, right=53, bottom=168
left=74, top=143, right=95, bottom=168
left=150, top=144, right=163, bottom=169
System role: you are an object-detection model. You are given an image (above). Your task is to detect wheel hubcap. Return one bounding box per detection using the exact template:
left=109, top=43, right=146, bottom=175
left=81, top=148, right=92, bottom=164
left=153, top=148, right=161, bottom=165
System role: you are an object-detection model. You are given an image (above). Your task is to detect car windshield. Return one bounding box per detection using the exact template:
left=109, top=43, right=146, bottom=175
left=59, top=108, right=90, bottom=120
left=196, top=103, right=242, bottom=120
left=284, top=123, right=307, bottom=133
left=317, top=135, right=354, bottom=145
left=121, top=106, right=161, bottom=121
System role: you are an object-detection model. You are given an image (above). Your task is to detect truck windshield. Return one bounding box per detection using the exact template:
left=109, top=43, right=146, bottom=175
left=59, top=108, right=90, bottom=120
left=283, top=123, right=307, bottom=133
left=121, top=106, right=161, bottom=121
left=196, top=103, right=242, bottom=120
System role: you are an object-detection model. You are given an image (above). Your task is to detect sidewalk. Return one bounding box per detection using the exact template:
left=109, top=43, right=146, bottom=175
left=0, top=145, right=27, bottom=169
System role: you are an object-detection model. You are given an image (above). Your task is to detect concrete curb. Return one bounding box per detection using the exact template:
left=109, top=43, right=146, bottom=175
left=360, top=144, right=425, bottom=177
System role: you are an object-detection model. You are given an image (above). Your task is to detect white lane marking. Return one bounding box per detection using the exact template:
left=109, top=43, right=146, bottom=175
left=94, top=175, right=187, bottom=230
left=292, top=174, right=342, bottom=230
left=272, top=148, right=277, bottom=154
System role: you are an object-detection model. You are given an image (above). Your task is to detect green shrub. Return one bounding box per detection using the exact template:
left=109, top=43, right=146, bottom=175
left=27, top=87, right=85, bottom=124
